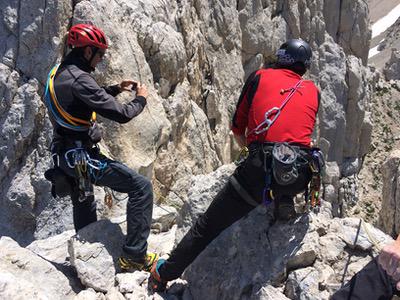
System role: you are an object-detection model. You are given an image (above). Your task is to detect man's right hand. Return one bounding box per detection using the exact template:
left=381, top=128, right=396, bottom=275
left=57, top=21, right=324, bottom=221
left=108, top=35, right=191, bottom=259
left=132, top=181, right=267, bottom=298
left=136, top=82, right=148, bottom=98
left=378, top=235, right=400, bottom=290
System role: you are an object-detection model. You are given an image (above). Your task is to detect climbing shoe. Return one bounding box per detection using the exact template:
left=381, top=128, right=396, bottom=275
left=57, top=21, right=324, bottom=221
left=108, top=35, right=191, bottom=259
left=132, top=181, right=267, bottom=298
left=149, top=258, right=167, bottom=292
left=118, top=252, right=159, bottom=272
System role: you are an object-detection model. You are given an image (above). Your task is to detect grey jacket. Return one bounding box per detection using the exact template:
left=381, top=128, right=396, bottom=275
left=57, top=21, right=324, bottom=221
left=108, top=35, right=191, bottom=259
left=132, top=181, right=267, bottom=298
left=52, top=53, right=146, bottom=143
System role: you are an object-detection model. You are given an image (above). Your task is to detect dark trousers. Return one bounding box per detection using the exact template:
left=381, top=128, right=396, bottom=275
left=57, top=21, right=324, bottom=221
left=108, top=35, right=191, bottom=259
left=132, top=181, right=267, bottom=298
left=57, top=147, right=153, bottom=260
left=332, top=258, right=400, bottom=300
left=158, top=143, right=312, bottom=281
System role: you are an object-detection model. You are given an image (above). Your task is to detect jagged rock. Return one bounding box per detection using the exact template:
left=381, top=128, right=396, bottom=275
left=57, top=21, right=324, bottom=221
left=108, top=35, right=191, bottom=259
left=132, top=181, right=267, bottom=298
left=68, top=218, right=177, bottom=293
left=323, top=162, right=341, bottom=216
left=171, top=165, right=392, bottom=299
left=384, top=49, right=400, bottom=81
left=68, top=220, right=124, bottom=292
left=337, top=0, right=370, bottom=64
left=27, top=230, right=75, bottom=264
left=344, top=55, right=372, bottom=159
left=285, top=267, right=323, bottom=300
left=252, top=285, right=290, bottom=300
left=105, top=287, right=125, bottom=300
left=148, top=225, right=177, bottom=256
left=0, top=272, right=50, bottom=300
left=115, top=272, right=148, bottom=293
left=316, top=37, right=348, bottom=164
left=286, top=231, right=318, bottom=271
left=151, top=205, right=178, bottom=233
left=0, top=236, right=75, bottom=299
left=74, top=288, right=105, bottom=300
left=1, top=0, right=374, bottom=243
left=175, top=164, right=236, bottom=242
left=380, top=150, right=400, bottom=236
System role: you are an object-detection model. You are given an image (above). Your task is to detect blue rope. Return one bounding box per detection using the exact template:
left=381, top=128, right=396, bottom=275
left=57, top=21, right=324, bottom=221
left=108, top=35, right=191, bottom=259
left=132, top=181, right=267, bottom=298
left=44, top=66, right=88, bottom=132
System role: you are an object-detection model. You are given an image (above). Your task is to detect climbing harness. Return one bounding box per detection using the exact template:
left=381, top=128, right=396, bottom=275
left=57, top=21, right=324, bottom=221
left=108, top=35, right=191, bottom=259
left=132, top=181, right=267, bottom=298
left=64, top=143, right=108, bottom=201
left=244, top=80, right=305, bottom=207
left=44, top=64, right=97, bottom=132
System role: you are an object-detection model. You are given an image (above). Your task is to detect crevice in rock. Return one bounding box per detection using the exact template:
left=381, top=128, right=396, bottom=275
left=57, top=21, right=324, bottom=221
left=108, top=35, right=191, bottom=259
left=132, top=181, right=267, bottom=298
left=335, top=0, right=343, bottom=42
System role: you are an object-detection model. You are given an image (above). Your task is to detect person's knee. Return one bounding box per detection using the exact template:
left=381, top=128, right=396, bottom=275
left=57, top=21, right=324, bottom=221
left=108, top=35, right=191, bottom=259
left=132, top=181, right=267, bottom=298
left=128, top=174, right=153, bottom=201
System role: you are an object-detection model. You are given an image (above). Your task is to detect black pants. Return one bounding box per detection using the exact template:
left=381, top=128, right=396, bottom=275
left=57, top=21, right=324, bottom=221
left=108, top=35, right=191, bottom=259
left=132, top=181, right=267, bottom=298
left=158, top=143, right=312, bottom=281
left=56, top=146, right=153, bottom=260
left=332, top=258, right=400, bottom=300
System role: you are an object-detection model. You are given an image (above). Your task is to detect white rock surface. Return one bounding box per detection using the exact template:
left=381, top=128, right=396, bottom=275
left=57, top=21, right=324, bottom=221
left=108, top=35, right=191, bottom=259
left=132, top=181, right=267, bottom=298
left=0, top=236, right=75, bottom=299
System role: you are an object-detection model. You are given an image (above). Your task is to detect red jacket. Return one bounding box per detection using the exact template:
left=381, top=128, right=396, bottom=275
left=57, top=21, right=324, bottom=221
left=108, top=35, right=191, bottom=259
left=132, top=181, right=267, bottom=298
left=231, top=68, right=319, bottom=147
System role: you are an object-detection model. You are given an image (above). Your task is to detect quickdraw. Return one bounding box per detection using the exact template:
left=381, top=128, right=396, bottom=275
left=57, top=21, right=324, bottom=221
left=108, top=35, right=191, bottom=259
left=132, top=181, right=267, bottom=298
left=64, top=144, right=108, bottom=201
left=307, top=149, right=324, bottom=212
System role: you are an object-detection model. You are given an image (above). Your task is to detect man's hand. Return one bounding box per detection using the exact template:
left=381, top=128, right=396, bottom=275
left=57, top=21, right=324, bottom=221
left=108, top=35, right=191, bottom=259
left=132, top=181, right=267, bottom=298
left=119, top=80, right=137, bottom=92
left=378, top=235, right=400, bottom=290
left=136, top=82, right=148, bottom=98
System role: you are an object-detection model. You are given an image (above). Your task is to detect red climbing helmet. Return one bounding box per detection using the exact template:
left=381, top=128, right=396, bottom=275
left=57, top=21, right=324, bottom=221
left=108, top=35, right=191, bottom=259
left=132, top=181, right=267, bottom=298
left=67, top=23, right=108, bottom=49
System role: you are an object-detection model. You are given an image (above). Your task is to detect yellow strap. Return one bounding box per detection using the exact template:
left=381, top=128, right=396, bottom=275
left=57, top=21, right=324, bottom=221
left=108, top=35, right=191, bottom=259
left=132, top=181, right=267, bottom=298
left=49, top=65, right=94, bottom=127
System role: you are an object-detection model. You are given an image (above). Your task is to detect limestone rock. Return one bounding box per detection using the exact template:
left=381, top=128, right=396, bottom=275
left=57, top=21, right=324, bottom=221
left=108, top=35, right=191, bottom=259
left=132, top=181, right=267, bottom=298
left=105, top=287, right=125, bottom=300
left=384, top=49, right=400, bottom=81
left=151, top=205, right=178, bottom=233
left=0, top=236, right=75, bottom=299
left=27, top=230, right=75, bottom=264
left=174, top=168, right=391, bottom=299
left=0, top=0, right=374, bottom=264
left=175, top=163, right=236, bottom=242
left=115, top=272, right=148, bottom=293
left=68, top=220, right=123, bottom=292
left=74, top=288, right=105, bottom=300
left=380, top=150, right=400, bottom=236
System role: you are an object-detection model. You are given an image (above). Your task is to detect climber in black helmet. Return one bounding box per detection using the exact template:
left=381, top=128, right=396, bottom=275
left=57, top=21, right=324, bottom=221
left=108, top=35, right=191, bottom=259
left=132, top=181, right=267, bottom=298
left=148, top=38, right=324, bottom=292
left=43, top=23, right=158, bottom=272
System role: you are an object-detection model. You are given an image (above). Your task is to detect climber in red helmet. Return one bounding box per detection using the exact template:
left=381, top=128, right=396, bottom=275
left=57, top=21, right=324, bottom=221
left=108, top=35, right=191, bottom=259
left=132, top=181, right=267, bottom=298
left=43, top=23, right=158, bottom=272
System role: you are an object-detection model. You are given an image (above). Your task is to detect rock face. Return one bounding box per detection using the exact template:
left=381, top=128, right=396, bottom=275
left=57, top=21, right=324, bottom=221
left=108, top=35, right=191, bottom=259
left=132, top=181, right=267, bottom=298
left=1, top=0, right=372, bottom=251
left=0, top=236, right=75, bottom=299
left=380, top=150, right=400, bottom=236
left=173, top=166, right=391, bottom=300
left=0, top=164, right=391, bottom=300
left=384, top=49, right=400, bottom=81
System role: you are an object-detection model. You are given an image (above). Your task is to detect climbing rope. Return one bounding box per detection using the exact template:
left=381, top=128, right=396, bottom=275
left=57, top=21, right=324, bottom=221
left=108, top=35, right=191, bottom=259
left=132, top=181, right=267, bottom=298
left=246, top=80, right=303, bottom=137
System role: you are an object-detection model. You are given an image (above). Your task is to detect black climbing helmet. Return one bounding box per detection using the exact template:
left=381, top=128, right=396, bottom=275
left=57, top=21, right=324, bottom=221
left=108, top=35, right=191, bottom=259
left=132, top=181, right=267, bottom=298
left=276, top=39, right=312, bottom=69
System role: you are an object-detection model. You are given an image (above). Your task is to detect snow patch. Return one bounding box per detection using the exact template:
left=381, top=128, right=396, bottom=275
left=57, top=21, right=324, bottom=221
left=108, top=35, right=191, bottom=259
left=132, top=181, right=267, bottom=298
left=368, top=39, right=385, bottom=58
left=371, top=4, right=400, bottom=38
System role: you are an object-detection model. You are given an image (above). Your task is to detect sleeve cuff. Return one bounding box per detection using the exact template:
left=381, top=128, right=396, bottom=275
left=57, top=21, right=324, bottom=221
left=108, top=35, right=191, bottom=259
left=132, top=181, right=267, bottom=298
left=134, top=96, right=147, bottom=107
